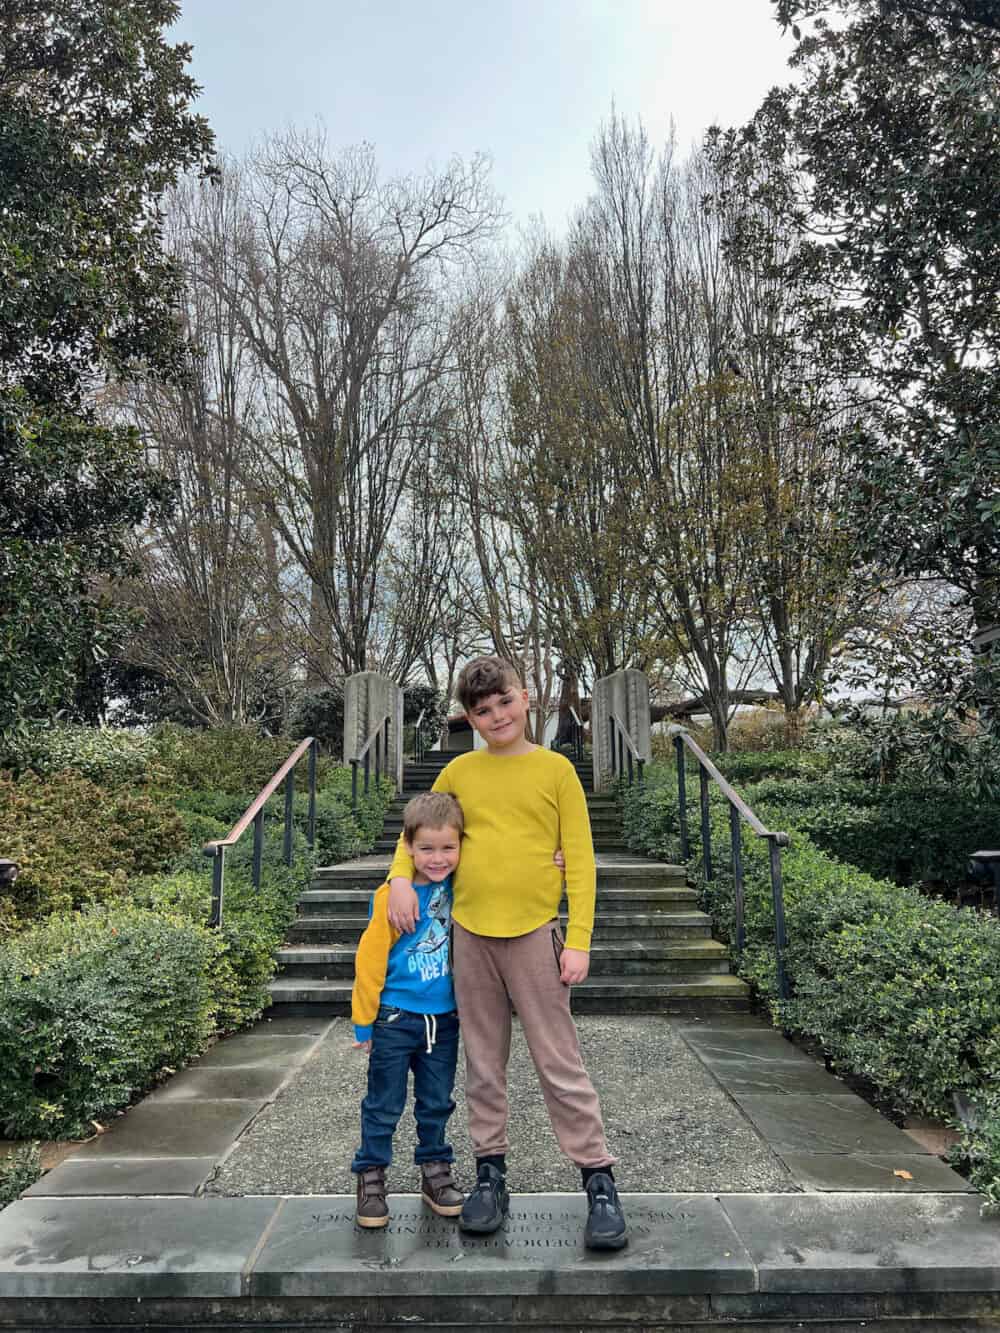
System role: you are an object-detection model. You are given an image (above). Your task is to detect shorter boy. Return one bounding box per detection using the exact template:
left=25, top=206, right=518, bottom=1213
left=350, top=791, right=465, bottom=1228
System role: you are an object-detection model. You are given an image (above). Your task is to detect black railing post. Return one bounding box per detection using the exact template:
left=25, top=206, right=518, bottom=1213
left=626, top=745, right=634, bottom=786
left=730, top=803, right=745, bottom=961
left=674, top=734, right=689, bottom=861
left=209, top=846, right=225, bottom=927
left=608, top=717, right=615, bottom=781
left=283, top=766, right=295, bottom=866
left=637, top=757, right=644, bottom=787
left=617, top=730, right=624, bottom=784
left=351, top=759, right=358, bottom=812
left=699, top=766, right=713, bottom=881
left=374, top=728, right=381, bottom=788
left=252, top=809, right=264, bottom=890
left=768, top=836, right=790, bottom=1001
left=307, top=740, right=317, bottom=851
left=364, top=750, right=371, bottom=796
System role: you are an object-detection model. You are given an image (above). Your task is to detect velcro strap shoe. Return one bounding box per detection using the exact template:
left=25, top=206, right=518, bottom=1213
left=355, top=1166, right=389, bottom=1229
left=421, top=1161, right=464, bottom=1217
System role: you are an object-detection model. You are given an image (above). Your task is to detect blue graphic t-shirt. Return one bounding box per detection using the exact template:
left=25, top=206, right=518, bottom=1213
left=354, top=877, right=454, bottom=1041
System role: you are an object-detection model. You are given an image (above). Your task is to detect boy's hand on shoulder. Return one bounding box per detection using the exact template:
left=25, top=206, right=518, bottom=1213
left=553, top=847, right=565, bottom=870
left=560, top=947, right=590, bottom=985
left=388, top=877, right=419, bottom=933
left=352, top=1039, right=371, bottom=1053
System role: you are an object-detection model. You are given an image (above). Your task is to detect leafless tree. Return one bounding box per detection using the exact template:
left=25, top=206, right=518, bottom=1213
left=123, top=172, right=294, bottom=726
left=566, top=115, right=762, bottom=747
left=189, top=132, right=502, bottom=680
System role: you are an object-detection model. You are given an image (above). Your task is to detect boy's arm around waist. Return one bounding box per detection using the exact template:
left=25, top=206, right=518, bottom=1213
left=557, top=762, right=596, bottom=951
left=352, top=885, right=399, bottom=1041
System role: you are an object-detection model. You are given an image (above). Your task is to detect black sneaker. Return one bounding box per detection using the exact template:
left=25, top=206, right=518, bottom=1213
left=459, top=1162, right=509, bottom=1234
left=584, top=1172, right=627, bottom=1250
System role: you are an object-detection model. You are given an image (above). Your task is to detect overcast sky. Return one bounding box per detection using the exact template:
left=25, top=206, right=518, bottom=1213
left=170, top=1, right=796, bottom=236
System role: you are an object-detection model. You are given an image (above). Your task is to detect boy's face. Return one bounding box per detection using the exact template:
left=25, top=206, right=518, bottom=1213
left=466, top=685, right=530, bottom=751
left=406, top=823, right=461, bottom=884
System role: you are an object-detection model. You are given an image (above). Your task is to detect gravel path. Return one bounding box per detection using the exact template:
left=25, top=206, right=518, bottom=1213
left=207, top=1015, right=796, bottom=1196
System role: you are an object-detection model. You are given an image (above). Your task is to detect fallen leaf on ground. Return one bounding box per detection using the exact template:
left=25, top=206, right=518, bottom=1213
left=893, top=1169, right=913, bottom=1180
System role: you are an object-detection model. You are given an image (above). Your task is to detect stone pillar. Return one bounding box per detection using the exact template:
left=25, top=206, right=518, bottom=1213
left=343, top=672, right=404, bottom=789
left=591, top=669, right=652, bottom=792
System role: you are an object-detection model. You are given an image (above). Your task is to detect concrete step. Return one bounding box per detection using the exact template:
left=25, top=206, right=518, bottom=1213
left=4, top=1191, right=996, bottom=1328
left=309, top=860, right=688, bottom=890
left=285, top=910, right=715, bottom=946
left=297, top=886, right=697, bottom=917
left=276, top=938, right=731, bottom=980
left=284, top=915, right=372, bottom=945
left=380, top=815, right=624, bottom=832
left=268, top=970, right=748, bottom=1014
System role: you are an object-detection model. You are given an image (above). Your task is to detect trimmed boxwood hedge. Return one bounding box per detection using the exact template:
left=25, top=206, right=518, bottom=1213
left=711, top=748, right=1000, bottom=895
left=0, top=823, right=314, bottom=1139
left=0, top=724, right=395, bottom=1142
left=622, top=763, right=1000, bottom=1212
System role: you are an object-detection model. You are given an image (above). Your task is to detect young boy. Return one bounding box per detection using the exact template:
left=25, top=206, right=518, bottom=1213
left=387, top=656, right=627, bottom=1250
left=350, top=791, right=465, bottom=1228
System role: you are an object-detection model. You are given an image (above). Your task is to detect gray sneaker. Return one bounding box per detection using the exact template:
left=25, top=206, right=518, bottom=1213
left=459, top=1162, right=509, bottom=1233
left=584, top=1172, right=627, bottom=1250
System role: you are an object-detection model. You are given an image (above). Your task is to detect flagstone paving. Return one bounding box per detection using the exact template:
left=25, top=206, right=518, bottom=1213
left=18, top=1010, right=975, bottom=1201
left=2, top=1010, right=995, bottom=1330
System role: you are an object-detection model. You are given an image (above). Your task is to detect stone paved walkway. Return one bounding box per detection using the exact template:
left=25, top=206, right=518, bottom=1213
left=2, top=1011, right=997, bottom=1329
left=17, top=1010, right=975, bottom=1200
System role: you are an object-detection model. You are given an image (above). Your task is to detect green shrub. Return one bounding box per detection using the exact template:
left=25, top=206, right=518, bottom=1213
left=317, top=769, right=393, bottom=855
left=167, top=769, right=389, bottom=867
left=715, top=749, right=833, bottom=784
left=0, top=723, right=160, bottom=787
left=951, top=1076, right=1000, bottom=1214
left=621, top=765, right=1000, bottom=1125
left=151, top=724, right=331, bottom=796
left=136, top=824, right=314, bottom=1031
left=288, top=685, right=344, bottom=756
left=0, top=1143, right=42, bottom=1209
left=738, top=776, right=1000, bottom=891
left=0, top=905, right=220, bottom=1138
left=0, top=771, right=187, bottom=930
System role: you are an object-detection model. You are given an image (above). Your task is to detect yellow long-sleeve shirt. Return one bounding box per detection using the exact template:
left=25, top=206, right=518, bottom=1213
left=387, top=747, right=596, bottom=950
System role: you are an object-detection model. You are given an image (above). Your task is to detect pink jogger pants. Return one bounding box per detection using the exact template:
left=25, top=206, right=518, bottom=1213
left=452, top=919, right=615, bottom=1169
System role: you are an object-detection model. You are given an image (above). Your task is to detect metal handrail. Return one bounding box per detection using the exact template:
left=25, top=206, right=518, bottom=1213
left=203, top=736, right=318, bottom=929
left=350, top=713, right=391, bottom=810
left=568, top=705, right=584, bottom=763
left=413, top=707, right=427, bottom=763
left=667, top=724, right=791, bottom=1000
left=608, top=710, right=645, bottom=787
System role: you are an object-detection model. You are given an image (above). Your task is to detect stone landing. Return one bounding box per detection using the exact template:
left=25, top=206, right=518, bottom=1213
left=1, top=1192, right=999, bottom=1330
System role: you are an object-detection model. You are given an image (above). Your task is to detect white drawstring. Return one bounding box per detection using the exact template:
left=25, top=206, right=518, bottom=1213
left=423, top=1013, right=437, bottom=1054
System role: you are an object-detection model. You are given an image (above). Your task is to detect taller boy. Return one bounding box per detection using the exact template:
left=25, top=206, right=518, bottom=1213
left=387, top=656, right=627, bottom=1249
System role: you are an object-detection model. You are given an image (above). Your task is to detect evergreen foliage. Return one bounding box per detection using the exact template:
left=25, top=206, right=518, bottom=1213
left=0, top=1, right=215, bottom=743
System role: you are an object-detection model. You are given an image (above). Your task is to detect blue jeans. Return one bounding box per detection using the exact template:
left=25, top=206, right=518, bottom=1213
left=351, top=1005, right=459, bottom=1173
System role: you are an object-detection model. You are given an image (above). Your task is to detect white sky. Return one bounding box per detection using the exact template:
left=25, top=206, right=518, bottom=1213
left=170, top=1, right=796, bottom=235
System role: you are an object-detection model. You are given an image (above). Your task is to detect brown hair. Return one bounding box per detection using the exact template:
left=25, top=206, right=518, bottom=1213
left=402, top=791, right=464, bottom=844
left=456, top=655, right=523, bottom=712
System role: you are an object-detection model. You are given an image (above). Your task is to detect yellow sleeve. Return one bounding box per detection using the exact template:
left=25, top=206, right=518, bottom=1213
left=557, top=762, right=596, bottom=951
left=351, top=885, right=400, bottom=1033
left=386, top=765, right=454, bottom=882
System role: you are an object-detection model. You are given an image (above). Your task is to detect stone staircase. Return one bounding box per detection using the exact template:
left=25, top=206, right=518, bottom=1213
left=268, top=749, right=749, bottom=1015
